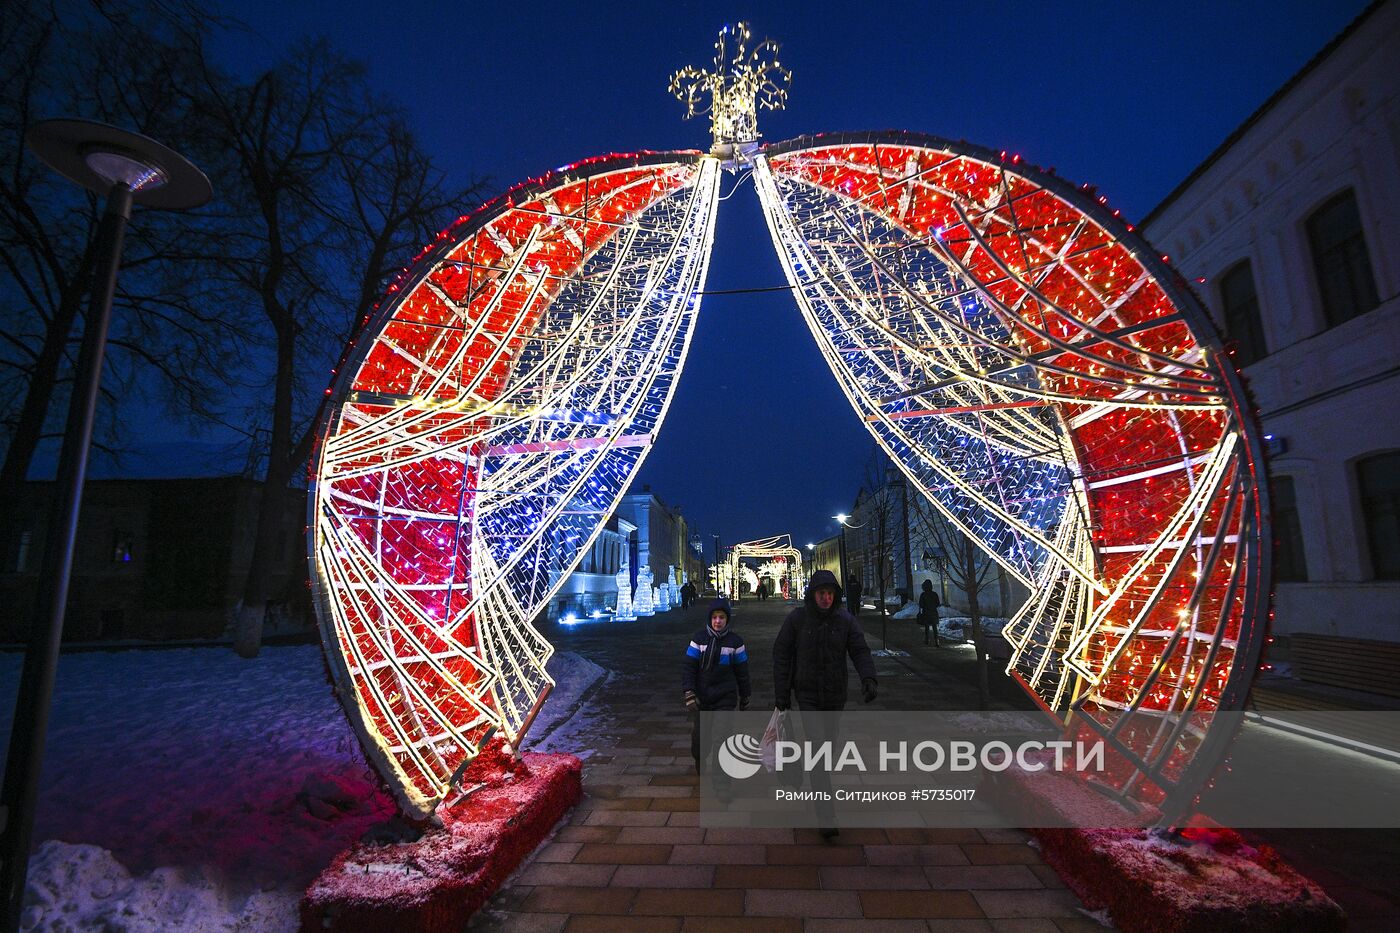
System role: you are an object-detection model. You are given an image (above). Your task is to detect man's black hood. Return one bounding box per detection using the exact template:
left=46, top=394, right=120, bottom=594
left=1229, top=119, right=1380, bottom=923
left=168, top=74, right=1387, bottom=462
left=805, top=569, right=843, bottom=615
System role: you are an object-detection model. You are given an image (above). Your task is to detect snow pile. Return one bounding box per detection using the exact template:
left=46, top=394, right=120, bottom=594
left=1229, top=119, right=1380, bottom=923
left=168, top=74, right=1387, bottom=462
left=0, top=646, right=607, bottom=931
left=878, top=604, right=1011, bottom=643
left=0, top=646, right=394, bottom=888
left=302, top=741, right=583, bottom=931
left=1032, top=826, right=1344, bottom=932
left=938, top=616, right=1009, bottom=642
left=527, top=652, right=609, bottom=756
left=997, top=754, right=1343, bottom=933
left=23, top=841, right=298, bottom=932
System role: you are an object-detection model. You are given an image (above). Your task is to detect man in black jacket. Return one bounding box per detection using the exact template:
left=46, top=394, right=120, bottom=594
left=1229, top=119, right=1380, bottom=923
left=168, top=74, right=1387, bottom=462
left=918, top=579, right=942, bottom=647
left=845, top=575, right=863, bottom=617
left=774, top=570, right=877, bottom=712
left=683, top=598, right=752, bottom=774
left=772, top=569, right=877, bottom=838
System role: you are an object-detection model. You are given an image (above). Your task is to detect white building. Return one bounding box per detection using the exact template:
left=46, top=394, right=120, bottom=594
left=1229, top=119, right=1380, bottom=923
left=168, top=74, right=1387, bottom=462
left=1141, top=0, right=1400, bottom=647
left=547, top=487, right=703, bottom=621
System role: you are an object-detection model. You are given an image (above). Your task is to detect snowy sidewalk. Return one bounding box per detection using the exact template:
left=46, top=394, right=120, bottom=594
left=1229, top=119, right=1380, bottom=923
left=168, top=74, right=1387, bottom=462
left=470, top=601, right=1099, bottom=931
left=0, top=645, right=603, bottom=931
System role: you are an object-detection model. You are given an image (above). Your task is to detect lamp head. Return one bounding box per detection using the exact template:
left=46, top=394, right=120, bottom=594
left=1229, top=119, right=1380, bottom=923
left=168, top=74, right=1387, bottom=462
left=26, top=119, right=210, bottom=210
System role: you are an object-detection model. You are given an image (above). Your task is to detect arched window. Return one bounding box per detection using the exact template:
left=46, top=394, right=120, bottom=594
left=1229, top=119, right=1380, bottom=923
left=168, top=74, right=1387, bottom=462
left=1218, top=260, right=1267, bottom=365
left=1271, top=476, right=1307, bottom=582
left=1306, top=189, right=1379, bottom=326
left=1357, top=452, right=1400, bottom=580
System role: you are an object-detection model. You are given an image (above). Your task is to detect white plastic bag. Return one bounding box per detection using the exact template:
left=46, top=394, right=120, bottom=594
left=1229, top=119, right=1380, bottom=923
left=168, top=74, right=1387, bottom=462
left=760, top=708, right=790, bottom=772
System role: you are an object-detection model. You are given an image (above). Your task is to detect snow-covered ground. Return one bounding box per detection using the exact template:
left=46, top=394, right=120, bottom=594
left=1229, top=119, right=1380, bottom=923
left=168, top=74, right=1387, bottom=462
left=882, top=603, right=1008, bottom=643
left=0, top=645, right=606, bottom=931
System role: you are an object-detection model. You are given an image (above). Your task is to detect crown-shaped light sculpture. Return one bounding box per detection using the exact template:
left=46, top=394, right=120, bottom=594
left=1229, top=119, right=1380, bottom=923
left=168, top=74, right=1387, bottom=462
left=669, top=22, right=792, bottom=157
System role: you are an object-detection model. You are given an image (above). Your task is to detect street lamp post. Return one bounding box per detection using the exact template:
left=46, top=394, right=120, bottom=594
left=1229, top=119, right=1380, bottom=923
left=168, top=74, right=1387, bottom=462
left=832, top=514, right=850, bottom=589
left=832, top=513, right=867, bottom=607
left=0, top=120, right=209, bottom=926
left=802, top=542, right=814, bottom=598
left=833, top=512, right=887, bottom=646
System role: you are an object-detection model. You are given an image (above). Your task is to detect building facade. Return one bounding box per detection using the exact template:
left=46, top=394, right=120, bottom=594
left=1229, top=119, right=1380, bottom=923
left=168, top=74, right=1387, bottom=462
left=547, top=486, right=703, bottom=620
left=844, top=466, right=1027, bottom=617
left=1141, top=0, right=1400, bottom=645
left=2, top=477, right=309, bottom=642
left=547, top=516, right=633, bottom=621
left=805, top=534, right=842, bottom=582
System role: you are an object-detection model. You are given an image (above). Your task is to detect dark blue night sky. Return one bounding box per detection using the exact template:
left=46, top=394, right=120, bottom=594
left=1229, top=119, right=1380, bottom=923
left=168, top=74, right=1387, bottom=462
left=86, top=0, right=1370, bottom=550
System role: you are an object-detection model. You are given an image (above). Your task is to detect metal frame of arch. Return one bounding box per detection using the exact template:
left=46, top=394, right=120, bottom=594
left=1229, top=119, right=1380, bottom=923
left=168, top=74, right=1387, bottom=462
left=754, top=132, right=1270, bottom=818
left=309, top=133, right=1270, bottom=822
left=308, top=152, right=721, bottom=816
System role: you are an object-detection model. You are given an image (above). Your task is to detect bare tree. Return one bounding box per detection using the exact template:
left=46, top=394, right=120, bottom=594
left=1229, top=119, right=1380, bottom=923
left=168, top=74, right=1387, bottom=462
left=0, top=1, right=242, bottom=560
left=0, top=5, right=483, bottom=659
left=910, top=496, right=999, bottom=708
left=180, top=39, right=485, bottom=656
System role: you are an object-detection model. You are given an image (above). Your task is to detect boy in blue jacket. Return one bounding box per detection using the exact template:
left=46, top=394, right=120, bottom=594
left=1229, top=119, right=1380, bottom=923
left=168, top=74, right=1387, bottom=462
left=683, top=597, right=752, bottom=774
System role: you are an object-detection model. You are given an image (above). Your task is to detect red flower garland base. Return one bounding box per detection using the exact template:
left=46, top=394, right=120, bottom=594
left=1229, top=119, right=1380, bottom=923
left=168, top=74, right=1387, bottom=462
left=300, top=741, right=582, bottom=932
left=989, top=766, right=1344, bottom=932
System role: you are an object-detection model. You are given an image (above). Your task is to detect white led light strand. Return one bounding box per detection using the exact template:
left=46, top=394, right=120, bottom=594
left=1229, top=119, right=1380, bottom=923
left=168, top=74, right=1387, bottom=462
left=310, top=157, right=721, bottom=816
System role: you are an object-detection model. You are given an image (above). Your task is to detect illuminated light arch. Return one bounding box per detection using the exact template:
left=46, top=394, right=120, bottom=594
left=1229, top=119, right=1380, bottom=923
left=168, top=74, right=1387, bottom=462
left=753, top=132, right=1269, bottom=815
left=309, top=152, right=722, bottom=816
left=312, top=31, right=1268, bottom=822
left=728, top=534, right=806, bottom=597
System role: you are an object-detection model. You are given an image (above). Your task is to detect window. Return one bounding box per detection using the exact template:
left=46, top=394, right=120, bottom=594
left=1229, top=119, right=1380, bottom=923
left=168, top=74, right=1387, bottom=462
left=1306, top=189, right=1379, bottom=326
left=1218, top=260, right=1267, bottom=365
left=1357, top=453, right=1400, bottom=580
left=1272, top=476, right=1308, bottom=582
left=112, top=533, right=133, bottom=563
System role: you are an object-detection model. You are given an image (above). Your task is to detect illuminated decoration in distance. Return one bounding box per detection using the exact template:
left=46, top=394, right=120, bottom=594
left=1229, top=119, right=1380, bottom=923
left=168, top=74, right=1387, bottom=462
left=656, top=567, right=672, bottom=612
left=613, top=557, right=636, bottom=622
left=312, top=22, right=1268, bottom=822
left=728, top=534, right=806, bottom=598
left=635, top=565, right=656, bottom=617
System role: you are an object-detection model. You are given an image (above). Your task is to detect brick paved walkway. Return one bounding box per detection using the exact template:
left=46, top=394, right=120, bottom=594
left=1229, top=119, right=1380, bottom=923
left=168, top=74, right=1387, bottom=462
left=469, top=598, right=1101, bottom=931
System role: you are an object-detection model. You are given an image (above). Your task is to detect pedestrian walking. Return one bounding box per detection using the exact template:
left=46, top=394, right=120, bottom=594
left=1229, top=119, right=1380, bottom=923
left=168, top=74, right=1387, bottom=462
left=773, top=569, right=877, bottom=839
left=845, top=575, right=863, bottom=617
left=683, top=598, right=752, bottom=775
left=918, top=579, right=942, bottom=647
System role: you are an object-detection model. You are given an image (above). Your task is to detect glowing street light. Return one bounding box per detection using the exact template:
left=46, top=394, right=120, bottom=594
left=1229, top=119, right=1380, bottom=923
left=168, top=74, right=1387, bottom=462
left=830, top=512, right=863, bottom=594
